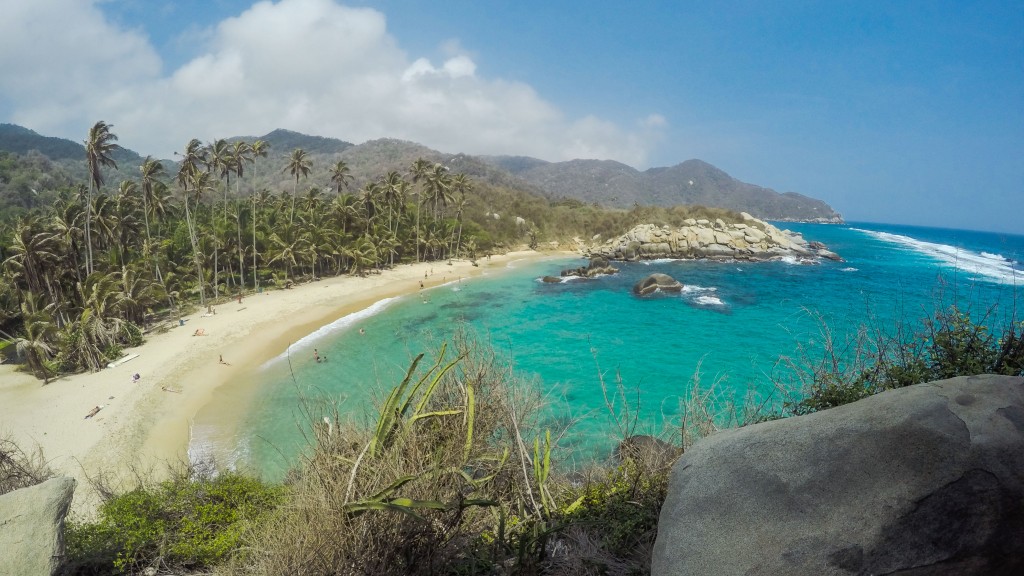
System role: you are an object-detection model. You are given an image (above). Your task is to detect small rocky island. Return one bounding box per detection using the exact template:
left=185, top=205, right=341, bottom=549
left=587, top=212, right=841, bottom=262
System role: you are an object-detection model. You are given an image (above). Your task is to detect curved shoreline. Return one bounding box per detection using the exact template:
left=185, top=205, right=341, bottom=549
left=0, top=250, right=560, bottom=514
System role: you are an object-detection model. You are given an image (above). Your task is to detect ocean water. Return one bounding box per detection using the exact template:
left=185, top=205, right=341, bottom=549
left=203, top=222, right=1024, bottom=478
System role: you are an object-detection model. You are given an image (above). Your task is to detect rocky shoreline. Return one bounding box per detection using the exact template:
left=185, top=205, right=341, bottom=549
left=586, top=212, right=841, bottom=262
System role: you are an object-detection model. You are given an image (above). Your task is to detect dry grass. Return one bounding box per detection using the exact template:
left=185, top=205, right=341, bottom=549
left=0, top=434, right=53, bottom=495
left=222, top=333, right=556, bottom=575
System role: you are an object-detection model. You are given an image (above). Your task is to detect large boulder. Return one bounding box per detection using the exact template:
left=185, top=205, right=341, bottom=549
left=652, top=375, right=1024, bottom=576
left=633, top=273, right=684, bottom=296
left=0, top=476, right=76, bottom=576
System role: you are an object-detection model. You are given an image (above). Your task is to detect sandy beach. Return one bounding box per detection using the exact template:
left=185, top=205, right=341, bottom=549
left=0, top=250, right=562, bottom=514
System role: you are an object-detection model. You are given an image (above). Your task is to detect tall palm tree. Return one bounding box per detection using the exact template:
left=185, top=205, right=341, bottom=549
left=84, top=121, right=121, bottom=275
left=410, top=158, right=433, bottom=262
left=208, top=139, right=234, bottom=222
left=230, top=141, right=252, bottom=291
left=329, top=159, right=353, bottom=195
left=449, top=176, right=472, bottom=257
left=284, top=148, right=312, bottom=226
left=139, top=157, right=164, bottom=249
left=249, top=140, right=269, bottom=290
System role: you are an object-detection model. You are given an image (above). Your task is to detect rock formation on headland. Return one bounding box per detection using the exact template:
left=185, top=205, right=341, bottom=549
left=588, top=212, right=842, bottom=262
left=652, top=374, right=1024, bottom=576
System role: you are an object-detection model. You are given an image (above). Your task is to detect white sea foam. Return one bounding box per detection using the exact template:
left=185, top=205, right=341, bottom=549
left=694, top=295, right=725, bottom=306
left=680, top=285, right=725, bottom=306
left=641, top=258, right=682, bottom=265
left=853, top=228, right=1021, bottom=285
left=841, top=267, right=859, bottom=272
left=260, top=296, right=400, bottom=368
left=188, top=421, right=246, bottom=471
left=778, top=255, right=801, bottom=265
left=682, top=284, right=717, bottom=293
left=536, top=275, right=583, bottom=284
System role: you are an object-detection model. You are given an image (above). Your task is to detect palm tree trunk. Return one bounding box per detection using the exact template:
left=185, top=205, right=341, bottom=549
left=183, top=198, right=206, bottom=307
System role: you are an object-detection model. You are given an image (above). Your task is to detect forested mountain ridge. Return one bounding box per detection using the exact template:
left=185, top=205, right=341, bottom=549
left=483, top=156, right=843, bottom=222
left=0, top=124, right=841, bottom=222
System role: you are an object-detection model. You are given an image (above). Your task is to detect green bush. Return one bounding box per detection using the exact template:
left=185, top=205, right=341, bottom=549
left=793, top=306, right=1024, bottom=415
left=557, top=461, right=668, bottom=559
left=65, top=472, right=283, bottom=575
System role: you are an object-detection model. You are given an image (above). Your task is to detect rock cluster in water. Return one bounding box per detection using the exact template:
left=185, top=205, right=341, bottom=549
left=633, top=273, right=684, bottom=296
left=588, top=213, right=841, bottom=262
left=559, top=256, right=619, bottom=278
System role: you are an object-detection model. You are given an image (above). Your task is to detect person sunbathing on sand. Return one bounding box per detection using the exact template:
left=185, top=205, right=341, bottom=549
left=193, top=328, right=206, bottom=336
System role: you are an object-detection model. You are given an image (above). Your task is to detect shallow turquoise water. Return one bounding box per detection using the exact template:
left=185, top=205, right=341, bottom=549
left=217, top=223, right=1024, bottom=477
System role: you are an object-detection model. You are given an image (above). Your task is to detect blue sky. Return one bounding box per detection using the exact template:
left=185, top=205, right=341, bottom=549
left=0, top=1, right=1021, bottom=233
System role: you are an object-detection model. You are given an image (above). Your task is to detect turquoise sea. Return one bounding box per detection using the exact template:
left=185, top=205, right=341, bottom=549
left=195, top=222, right=1024, bottom=478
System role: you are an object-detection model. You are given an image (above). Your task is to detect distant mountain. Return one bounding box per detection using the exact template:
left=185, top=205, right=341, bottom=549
left=233, top=128, right=354, bottom=156
left=0, top=123, right=146, bottom=167
left=483, top=156, right=842, bottom=222
left=0, top=124, right=841, bottom=222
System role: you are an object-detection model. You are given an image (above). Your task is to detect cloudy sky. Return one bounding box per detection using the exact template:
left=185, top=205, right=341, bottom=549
left=0, top=0, right=1021, bottom=233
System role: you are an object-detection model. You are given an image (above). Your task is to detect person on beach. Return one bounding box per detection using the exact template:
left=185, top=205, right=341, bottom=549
left=359, top=328, right=365, bottom=335
left=322, top=355, right=328, bottom=362
left=419, top=280, right=424, bottom=289
left=314, top=348, right=320, bottom=362
left=132, top=373, right=140, bottom=383
left=219, top=355, right=229, bottom=365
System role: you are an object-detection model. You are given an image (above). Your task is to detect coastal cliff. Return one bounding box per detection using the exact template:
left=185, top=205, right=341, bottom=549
left=587, top=212, right=841, bottom=262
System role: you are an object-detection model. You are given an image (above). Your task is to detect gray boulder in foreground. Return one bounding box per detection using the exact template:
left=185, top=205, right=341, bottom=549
left=652, top=374, right=1024, bottom=576
left=0, top=476, right=76, bottom=576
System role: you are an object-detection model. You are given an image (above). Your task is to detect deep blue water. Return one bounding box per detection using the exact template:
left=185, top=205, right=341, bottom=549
left=206, top=222, right=1024, bottom=477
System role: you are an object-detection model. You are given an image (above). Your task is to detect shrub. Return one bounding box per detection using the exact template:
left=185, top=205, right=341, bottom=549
left=791, top=305, right=1024, bottom=415
left=64, top=470, right=282, bottom=575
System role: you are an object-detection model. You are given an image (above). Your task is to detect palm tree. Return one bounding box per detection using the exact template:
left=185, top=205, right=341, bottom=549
left=283, top=148, right=312, bottom=225
left=249, top=140, right=269, bottom=290
left=139, top=157, right=164, bottom=247
left=3, top=217, right=61, bottom=307
left=449, top=176, right=472, bottom=257
left=112, top=180, right=142, bottom=267
left=329, top=159, right=353, bottom=195
left=9, top=310, right=56, bottom=383
left=84, top=121, right=121, bottom=275
left=208, top=139, right=234, bottom=222
left=410, top=158, right=433, bottom=262
left=71, top=271, right=126, bottom=371
left=231, top=141, right=252, bottom=289
left=359, top=181, right=380, bottom=235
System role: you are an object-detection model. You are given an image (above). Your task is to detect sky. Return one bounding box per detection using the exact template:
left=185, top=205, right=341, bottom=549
left=0, top=0, right=1021, bottom=234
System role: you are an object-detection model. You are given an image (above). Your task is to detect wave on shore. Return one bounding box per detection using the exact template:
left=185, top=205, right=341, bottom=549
left=854, top=228, right=1021, bottom=285
left=261, top=296, right=401, bottom=368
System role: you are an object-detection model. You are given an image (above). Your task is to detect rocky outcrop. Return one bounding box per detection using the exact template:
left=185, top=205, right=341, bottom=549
left=0, top=476, right=76, bottom=576
left=652, top=374, right=1024, bottom=576
left=560, top=256, right=619, bottom=278
left=614, top=435, right=681, bottom=471
left=633, top=273, right=684, bottom=296
left=589, top=213, right=841, bottom=262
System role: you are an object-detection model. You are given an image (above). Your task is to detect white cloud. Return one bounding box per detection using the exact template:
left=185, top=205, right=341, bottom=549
left=0, top=0, right=664, bottom=167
